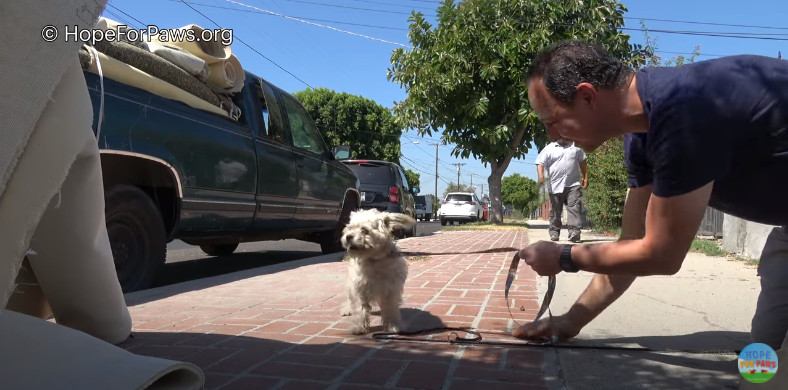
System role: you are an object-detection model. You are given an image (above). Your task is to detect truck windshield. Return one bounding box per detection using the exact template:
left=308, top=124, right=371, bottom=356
left=345, top=163, right=393, bottom=186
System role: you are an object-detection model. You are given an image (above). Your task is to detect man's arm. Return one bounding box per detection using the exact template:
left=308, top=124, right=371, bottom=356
left=513, top=185, right=650, bottom=340
left=580, top=160, right=589, bottom=188
left=563, top=185, right=650, bottom=330
left=571, top=182, right=713, bottom=275
left=537, top=164, right=545, bottom=185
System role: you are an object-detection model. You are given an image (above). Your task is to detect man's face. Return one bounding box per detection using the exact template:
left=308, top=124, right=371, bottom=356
left=527, top=77, right=608, bottom=152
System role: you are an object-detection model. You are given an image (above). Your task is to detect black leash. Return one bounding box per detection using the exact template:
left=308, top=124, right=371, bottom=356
left=371, top=251, right=739, bottom=355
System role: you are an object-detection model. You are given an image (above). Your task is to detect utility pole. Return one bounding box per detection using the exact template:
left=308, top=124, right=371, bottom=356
left=434, top=143, right=439, bottom=201
left=452, top=163, right=466, bottom=189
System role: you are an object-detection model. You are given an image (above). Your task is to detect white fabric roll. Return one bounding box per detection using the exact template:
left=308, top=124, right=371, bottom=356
left=206, top=54, right=244, bottom=94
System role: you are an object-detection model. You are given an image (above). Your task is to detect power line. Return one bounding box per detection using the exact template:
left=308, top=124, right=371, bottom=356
left=106, top=3, right=147, bottom=28
left=621, top=27, right=788, bottom=41
left=222, top=0, right=408, bottom=46
left=348, top=0, right=436, bottom=12
left=272, top=0, right=426, bottom=16
left=625, top=16, right=788, bottom=31
left=178, top=0, right=313, bottom=87
left=167, top=0, right=408, bottom=31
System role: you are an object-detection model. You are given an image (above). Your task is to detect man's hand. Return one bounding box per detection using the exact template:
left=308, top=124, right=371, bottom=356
left=512, top=314, right=581, bottom=341
left=581, top=178, right=588, bottom=189
left=519, top=241, right=562, bottom=276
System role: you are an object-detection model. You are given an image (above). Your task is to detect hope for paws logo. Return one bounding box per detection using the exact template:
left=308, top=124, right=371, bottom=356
left=739, top=343, right=779, bottom=384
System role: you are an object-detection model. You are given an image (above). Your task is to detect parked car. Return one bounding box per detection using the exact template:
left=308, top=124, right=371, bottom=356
left=340, top=160, right=418, bottom=237
left=414, top=195, right=434, bottom=221
left=84, top=70, right=359, bottom=292
left=438, top=192, right=483, bottom=226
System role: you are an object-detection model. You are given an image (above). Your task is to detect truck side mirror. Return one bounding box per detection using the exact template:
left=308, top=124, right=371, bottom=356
left=333, top=145, right=350, bottom=160
left=411, top=186, right=420, bottom=195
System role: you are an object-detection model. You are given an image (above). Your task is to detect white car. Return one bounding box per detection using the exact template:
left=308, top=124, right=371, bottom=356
left=438, top=192, right=482, bottom=225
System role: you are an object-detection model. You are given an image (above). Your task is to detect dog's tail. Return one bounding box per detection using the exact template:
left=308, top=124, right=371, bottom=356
left=381, top=212, right=416, bottom=232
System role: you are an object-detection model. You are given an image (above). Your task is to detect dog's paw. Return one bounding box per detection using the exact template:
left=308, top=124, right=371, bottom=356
left=384, top=324, right=400, bottom=333
left=350, top=325, right=369, bottom=335
left=340, top=306, right=353, bottom=316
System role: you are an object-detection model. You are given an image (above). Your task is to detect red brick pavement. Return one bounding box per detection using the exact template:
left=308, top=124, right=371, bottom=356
left=121, top=230, right=549, bottom=389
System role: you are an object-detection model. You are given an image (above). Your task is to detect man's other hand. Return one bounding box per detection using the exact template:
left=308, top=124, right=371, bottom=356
left=512, top=314, right=581, bottom=341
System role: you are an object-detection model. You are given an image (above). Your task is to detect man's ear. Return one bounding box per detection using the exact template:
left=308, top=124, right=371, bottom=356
left=575, top=82, right=597, bottom=108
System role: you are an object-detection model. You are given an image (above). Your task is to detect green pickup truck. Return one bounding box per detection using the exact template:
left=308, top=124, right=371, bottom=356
left=84, top=71, right=359, bottom=292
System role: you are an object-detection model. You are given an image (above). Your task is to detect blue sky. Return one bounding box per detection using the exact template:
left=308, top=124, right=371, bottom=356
left=104, top=0, right=788, bottom=198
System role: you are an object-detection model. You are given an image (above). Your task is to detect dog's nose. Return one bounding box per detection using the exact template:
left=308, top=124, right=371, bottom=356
left=345, top=234, right=354, bottom=242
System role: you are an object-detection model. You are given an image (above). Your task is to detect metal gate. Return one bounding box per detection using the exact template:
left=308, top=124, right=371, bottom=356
left=697, top=207, right=724, bottom=237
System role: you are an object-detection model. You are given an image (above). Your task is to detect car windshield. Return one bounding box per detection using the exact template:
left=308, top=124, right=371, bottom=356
left=344, top=162, right=393, bottom=185
left=446, top=194, right=473, bottom=203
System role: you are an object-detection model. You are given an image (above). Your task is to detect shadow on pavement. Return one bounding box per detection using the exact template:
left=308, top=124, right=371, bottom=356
left=558, top=331, right=745, bottom=390
left=126, top=252, right=344, bottom=306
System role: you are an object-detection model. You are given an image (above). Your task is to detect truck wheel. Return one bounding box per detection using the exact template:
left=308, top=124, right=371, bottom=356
left=440, top=218, right=447, bottom=226
left=200, top=243, right=239, bottom=256
left=105, top=185, right=166, bottom=293
left=320, top=198, right=355, bottom=254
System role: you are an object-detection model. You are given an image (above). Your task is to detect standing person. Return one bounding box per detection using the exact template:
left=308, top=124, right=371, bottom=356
left=536, top=138, right=589, bottom=242
left=515, top=41, right=788, bottom=388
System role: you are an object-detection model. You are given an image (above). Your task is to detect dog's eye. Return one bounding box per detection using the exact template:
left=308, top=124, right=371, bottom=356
left=361, top=227, right=369, bottom=234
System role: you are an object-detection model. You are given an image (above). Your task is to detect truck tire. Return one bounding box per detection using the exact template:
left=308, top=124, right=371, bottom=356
left=105, top=185, right=167, bottom=292
left=200, top=243, right=239, bottom=256
left=320, top=198, right=355, bottom=254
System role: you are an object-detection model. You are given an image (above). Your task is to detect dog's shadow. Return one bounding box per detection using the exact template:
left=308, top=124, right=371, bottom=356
left=366, top=307, right=446, bottom=333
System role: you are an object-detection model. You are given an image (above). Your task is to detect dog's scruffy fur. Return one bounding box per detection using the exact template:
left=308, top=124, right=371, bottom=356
left=340, top=209, right=414, bottom=334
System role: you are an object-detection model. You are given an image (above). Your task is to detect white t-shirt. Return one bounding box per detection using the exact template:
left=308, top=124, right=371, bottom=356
left=535, top=142, right=586, bottom=194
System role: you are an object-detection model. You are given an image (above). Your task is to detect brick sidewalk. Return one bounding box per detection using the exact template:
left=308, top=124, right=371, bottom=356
left=121, top=229, right=550, bottom=389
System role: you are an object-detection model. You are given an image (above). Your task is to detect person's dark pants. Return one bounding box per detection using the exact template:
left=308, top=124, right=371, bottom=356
left=548, top=185, right=582, bottom=241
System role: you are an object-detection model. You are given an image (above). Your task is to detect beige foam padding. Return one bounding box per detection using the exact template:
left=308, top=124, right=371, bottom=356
left=150, top=24, right=231, bottom=64
left=0, top=310, right=204, bottom=390
left=207, top=54, right=245, bottom=94
left=83, top=48, right=229, bottom=118
left=147, top=42, right=209, bottom=81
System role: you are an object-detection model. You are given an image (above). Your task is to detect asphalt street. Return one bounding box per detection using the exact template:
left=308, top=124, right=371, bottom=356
left=151, top=220, right=442, bottom=288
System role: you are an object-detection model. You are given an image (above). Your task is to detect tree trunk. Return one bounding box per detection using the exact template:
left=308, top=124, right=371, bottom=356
left=488, top=164, right=506, bottom=224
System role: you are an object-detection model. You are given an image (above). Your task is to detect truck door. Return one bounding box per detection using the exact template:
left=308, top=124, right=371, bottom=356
left=250, top=79, right=299, bottom=230
left=276, top=90, right=338, bottom=228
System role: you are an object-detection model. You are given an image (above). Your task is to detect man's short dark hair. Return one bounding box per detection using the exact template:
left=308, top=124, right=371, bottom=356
left=528, top=41, right=631, bottom=103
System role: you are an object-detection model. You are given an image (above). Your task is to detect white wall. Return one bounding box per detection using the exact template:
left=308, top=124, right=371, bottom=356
left=722, top=214, right=777, bottom=260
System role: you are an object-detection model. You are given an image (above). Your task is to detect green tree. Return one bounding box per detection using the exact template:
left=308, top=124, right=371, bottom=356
left=389, top=0, right=642, bottom=223
left=294, top=88, right=403, bottom=162
left=443, top=183, right=475, bottom=198
left=585, top=137, right=628, bottom=231
left=404, top=168, right=421, bottom=190
left=501, top=174, right=540, bottom=215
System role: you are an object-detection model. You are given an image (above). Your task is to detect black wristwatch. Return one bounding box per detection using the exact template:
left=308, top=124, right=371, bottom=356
left=559, top=244, right=580, bottom=273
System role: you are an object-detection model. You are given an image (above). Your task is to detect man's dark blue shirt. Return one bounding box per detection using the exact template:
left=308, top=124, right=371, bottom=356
left=625, top=55, right=788, bottom=226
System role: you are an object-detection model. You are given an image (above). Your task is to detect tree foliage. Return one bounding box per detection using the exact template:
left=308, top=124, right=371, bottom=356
left=404, top=168, right=421, bottom=190
left=585, top=137, right=628, bottom=231
left=501, top=174, right=540, bottom=215
left=294, top=88, right=403, bottom=162
left=389, top=0, right=643, bottom=223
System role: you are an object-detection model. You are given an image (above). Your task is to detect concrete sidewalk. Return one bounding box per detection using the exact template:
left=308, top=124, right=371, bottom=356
left=123, top=230, right=553, bottom=389
left=525, top=219, right=758, bottom=389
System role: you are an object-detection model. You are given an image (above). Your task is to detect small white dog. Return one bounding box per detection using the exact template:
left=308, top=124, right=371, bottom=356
left=340, top=209, right=414, bottom=335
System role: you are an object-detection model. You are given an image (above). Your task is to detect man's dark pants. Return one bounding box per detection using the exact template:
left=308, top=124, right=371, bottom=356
left=549, top=185, right=582, bottom=241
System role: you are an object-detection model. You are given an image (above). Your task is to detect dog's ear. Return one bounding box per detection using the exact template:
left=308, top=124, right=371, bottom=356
left=381, top=212, right=416, bottom=232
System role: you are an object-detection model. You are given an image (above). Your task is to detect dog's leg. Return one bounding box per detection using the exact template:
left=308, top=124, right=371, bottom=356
left=379, top=296, right=402, bottom=333
left=340, top=288, right=354, bottom=317
left=351, top=299, right=371, bottom=335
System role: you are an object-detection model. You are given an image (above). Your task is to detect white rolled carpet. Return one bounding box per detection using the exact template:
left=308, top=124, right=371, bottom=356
left=0, top=310, right=204, bottom=390
left=207, top=54, right=245, bottom=94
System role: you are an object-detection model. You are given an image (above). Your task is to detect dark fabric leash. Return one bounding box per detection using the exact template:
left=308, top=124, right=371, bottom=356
left=371, top=251, right=739, bottom=355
